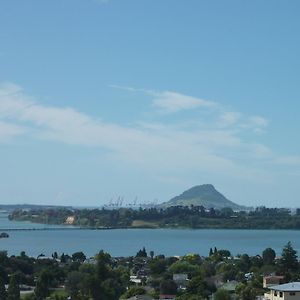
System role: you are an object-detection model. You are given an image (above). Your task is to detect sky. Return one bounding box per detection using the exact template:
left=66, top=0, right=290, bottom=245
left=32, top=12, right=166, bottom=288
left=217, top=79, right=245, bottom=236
left=0, top=0, right=300, bottom=207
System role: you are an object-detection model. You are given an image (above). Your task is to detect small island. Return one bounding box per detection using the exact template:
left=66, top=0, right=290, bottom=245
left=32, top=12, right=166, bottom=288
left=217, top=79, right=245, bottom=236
left=0, top=232, right=9, bottom=238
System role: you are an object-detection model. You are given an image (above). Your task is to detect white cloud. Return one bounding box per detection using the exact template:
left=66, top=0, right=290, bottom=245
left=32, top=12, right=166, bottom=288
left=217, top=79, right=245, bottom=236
left=249, top=115, right=269, bottom=127
left=152, top=91, right=216, bottom=113
left=0, top=121, right=25, bottom=141
left=110, top=85, right=217, bottom=114
left=0, top=83, right=243, bottom=175
left=219, top=111, right=241, bottom=127
left=1, top=82, right=295, bottom=185
left=274, top=156, right=300, bottom=166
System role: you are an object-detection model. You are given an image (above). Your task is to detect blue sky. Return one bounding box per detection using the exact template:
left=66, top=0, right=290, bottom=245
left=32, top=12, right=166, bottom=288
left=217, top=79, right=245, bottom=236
left=0, top=0, right=300, bottom=207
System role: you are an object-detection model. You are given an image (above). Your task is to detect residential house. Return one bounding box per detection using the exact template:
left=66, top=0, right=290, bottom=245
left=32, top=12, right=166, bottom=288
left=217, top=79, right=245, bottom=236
left=263, top=276, right=285, bottom=288
left=264, top=282, right=300, bottom=300
left=173, top=273, right=188, bottom=290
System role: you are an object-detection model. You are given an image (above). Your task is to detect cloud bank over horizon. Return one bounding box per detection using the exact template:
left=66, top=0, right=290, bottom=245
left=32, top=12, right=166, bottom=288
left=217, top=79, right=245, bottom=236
left=0, top=82, right=299, bottom=206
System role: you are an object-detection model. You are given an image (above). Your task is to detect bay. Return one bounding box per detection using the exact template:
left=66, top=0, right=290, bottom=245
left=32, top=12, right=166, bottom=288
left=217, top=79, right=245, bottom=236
left=1, top=214, right=300, bottom=258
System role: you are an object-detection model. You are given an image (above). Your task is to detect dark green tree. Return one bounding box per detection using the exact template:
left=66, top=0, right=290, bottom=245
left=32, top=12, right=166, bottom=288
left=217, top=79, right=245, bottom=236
left=281, top=241, right=298, bottom=272
left=122, top=286, right=146, bottom=299
left=0, top=276, right=7, bottom=300
left=235, top=283, right=258, bottom=300
left=72, top=251, right=86, bottom=263
left=149, top=258, right=167, bottom=275
left=65, top=271, right=83, bottom=298
left=160, top=279, right=178, bottom=295
left=34, top=270, right=52, bottom=300
left=214, top=289, right=231, bottom=300
left=262, top=247, right=276, bottom=265
left=7, top=274, right=20, bottom=300
left=136, top=247, right=147, bottom=258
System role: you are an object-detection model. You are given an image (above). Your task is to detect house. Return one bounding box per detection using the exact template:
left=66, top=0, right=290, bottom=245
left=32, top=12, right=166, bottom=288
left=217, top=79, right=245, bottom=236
left=65, top=216, right=76, bottom=225
left=263, top=276, right=285, bottom=288
left=264, top=282, right=300, bottom=300
left=221, top=280, right=238, bottom=293
left=173, top=273, right=188, bottom=289
left=130, top=275, right=142, bottom=285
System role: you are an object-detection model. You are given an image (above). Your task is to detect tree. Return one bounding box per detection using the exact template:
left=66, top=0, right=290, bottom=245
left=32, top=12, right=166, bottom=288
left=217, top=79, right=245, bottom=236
left=136, top=247, right=147, bottom=258
left=0, top=276, right=7, bottom=300
left=235, top=283, right=258, bottom=300
left=214, top=289, right=231, bottom=300
left=185, top=275, right=211, bottom=299
left=262, top=247, right=276, bottom=265
left=122, top=286, right=146, bottom=299
left=160, top=279, right=178, bottom=295
left=96, top=250, right=111, bottom=281
left=65, top=271, right=83, bottom=298
left=281, top=241, right=298, bottom=272
left=72, top=251, right=86, bottom=263
left=218, top=250, right=231, bottom=258
left=34, top=270, right=52, bottom=300
left=52, top=252, right=58, bottom=260
left=149, top=258, right=167, bottom=275
left=7, top=274, right=20, bottom=300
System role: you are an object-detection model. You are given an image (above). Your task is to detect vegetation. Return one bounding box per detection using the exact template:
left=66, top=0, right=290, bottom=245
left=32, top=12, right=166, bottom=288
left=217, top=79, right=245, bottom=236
left=9, top=205, right=300, bottom=230
left=0, top=242, right=299, bottom=299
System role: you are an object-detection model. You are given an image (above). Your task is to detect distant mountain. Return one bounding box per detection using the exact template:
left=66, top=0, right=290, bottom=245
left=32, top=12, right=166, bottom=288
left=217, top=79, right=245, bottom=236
left=161, top=184, right=247, bottom=210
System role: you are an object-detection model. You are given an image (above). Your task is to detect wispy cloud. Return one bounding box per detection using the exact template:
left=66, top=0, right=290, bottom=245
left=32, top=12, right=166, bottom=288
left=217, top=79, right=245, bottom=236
left=274, top=156, right=300, bottom=166
left=110, top=85, right=217, bottom=113
left=152, top=91, right=217, bottom=113
left=0, top=121, right=25, bottom=141
left=219, top=111, right=241, bottom=127
left=111, top=85, right=269, bottom=135
left=0, top=82, right=296, bottom=184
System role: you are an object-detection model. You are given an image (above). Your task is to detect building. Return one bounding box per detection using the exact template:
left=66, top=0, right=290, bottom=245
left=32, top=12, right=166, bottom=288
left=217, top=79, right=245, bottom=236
left=65, top=216, right=75, bottom=225
left=264, top=282, right=300, bottom=300
left=263, top=276, right=285, bottom=288
left=173, top=273, right=188, bottom=289
left=130, top=275, right=142, bottom=285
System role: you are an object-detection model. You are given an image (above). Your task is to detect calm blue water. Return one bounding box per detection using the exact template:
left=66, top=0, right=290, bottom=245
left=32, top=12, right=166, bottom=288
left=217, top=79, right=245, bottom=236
left=0, top=213, right=300, bottom=258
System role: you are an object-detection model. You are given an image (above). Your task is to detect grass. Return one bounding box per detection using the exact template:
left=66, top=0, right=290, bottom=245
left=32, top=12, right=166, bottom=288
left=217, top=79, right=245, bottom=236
left=131, top=220, right=159, bottom=228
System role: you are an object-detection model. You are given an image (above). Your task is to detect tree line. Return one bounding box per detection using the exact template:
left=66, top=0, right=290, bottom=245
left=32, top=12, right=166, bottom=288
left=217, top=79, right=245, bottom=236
left=0, top=242, right=299, bottom=299
left=9, top=205, right=300, bottom=229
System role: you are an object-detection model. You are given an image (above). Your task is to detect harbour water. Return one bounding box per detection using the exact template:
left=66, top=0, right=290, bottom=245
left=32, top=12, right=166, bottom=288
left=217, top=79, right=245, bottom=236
left=1, top=213, right=300, bottom=258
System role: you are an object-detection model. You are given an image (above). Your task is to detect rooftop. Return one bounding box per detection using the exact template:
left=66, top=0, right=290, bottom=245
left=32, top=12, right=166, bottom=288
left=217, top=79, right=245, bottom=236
left=269, top=282, right=300, bottom=292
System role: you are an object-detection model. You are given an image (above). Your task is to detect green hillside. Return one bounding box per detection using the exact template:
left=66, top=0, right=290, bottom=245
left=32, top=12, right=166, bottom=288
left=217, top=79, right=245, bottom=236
left=161, top=184, right=246, bottom=210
